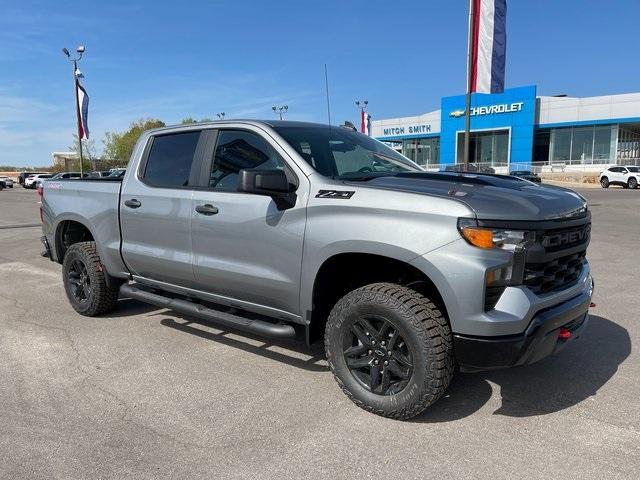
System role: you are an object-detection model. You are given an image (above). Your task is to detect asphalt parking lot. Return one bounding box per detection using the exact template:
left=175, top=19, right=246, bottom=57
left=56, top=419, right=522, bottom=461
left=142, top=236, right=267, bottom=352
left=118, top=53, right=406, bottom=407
left=0, top=185, right=638, bottom=479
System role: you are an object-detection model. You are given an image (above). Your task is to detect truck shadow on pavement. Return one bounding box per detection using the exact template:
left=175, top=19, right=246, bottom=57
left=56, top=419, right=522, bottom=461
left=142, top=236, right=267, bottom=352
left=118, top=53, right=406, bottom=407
left=158, top=315, right=328, bottom=372
left=113, top=300, right=629, bottom=420
left=413, top=314, right=631, bottom=422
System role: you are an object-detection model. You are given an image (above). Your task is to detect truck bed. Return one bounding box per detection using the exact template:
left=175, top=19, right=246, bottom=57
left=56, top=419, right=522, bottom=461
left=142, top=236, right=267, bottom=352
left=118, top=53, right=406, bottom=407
left=41, top=177, right=127, bottom=278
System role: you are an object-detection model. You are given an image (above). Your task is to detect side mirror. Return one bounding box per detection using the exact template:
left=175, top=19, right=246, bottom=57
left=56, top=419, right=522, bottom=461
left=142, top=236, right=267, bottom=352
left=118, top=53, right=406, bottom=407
left=238, top=169, right=293, bottom=196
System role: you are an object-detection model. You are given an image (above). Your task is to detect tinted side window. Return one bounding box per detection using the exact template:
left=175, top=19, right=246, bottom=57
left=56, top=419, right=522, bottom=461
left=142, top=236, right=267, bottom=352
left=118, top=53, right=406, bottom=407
left=143, top=131, right=201, bottom=187
left=209, top=130, right=284, bottom=191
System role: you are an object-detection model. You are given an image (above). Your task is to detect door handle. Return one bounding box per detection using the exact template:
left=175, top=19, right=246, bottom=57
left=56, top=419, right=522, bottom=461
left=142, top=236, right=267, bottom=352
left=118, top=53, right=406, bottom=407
left=195, top=204, right=219, bottom=215
left=124, top=199, right=142, bottom=209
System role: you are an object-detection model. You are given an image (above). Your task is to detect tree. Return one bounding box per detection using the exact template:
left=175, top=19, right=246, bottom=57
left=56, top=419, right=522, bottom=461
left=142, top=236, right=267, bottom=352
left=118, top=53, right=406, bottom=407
left=181, top=117, right=214, bottom=124
left=65, top=134, right=96, bottom=172
left=103, top=118, right=165, bottom=162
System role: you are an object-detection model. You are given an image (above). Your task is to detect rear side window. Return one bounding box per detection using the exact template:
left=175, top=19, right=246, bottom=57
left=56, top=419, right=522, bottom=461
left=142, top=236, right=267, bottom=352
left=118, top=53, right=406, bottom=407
left=143, top=131, right=201, bottom=187
left=209, top=130, right=284, bottom=191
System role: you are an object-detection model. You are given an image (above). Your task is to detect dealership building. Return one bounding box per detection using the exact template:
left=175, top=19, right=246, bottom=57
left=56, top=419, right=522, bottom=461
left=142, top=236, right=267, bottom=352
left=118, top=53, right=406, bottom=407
left=371, top=85, right=640, bottom=171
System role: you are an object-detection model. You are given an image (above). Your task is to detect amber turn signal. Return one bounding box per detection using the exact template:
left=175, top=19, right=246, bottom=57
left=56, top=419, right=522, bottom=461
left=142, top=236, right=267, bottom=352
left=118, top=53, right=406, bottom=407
left=460, top=227, right=494, bottom=249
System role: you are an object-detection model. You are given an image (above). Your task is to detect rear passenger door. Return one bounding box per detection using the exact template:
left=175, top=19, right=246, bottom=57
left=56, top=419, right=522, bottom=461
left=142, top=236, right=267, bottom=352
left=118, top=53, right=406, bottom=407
left=189, top=127, right=308, bottom=318
left=120, top=129, right=206, bottom=288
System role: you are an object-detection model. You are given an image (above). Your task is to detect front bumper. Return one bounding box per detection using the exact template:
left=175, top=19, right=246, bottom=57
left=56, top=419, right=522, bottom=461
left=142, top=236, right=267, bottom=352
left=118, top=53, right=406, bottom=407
left=453, top=285, right=592, bottom=371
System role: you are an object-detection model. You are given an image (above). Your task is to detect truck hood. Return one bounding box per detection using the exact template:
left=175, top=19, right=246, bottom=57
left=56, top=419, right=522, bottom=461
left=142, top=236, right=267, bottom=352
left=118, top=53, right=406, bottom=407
left=361, top=172, right=588, bottom=221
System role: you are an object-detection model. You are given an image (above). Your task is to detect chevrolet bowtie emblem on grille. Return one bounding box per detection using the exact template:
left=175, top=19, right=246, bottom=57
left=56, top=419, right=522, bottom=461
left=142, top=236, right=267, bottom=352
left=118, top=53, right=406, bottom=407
left=449, top=109, right=465, bottom=118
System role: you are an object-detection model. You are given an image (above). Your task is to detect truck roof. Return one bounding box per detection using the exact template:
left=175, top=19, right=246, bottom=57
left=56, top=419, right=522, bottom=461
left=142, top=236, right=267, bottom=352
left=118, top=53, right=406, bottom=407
left=145, top=119, right=336, bottom=135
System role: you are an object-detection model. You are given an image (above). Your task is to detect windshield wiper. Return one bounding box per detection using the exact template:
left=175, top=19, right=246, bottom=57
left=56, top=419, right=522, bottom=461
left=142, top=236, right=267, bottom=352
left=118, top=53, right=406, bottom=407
left=338, top=172, right=399, bottom=182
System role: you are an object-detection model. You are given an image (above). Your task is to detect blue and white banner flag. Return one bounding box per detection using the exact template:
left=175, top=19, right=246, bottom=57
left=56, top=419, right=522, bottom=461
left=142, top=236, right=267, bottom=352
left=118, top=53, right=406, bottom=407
left=470, top=0, right=507, bottom=93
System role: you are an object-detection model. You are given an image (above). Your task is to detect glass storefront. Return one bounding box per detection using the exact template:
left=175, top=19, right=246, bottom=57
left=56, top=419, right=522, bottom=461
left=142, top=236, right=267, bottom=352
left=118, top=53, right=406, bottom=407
left=549, top=125, right=615, bottom=164
left=402, top=137, right=440, bottom=167
left=455, top=129, right=509, bottom=166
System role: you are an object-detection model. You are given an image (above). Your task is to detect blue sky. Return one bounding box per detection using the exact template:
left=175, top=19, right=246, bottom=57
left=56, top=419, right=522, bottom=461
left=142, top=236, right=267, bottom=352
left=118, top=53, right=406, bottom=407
left=2, top=0, right=640, bottom=167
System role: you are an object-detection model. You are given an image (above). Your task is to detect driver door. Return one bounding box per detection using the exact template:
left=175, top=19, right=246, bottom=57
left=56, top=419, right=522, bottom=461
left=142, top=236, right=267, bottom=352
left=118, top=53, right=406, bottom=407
left=190, top=127, right=308, bottom=317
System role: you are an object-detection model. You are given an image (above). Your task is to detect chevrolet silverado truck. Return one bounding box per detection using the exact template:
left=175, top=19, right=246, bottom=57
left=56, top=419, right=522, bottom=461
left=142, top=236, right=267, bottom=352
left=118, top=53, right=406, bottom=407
left=41, top=120, right=594, bottom=419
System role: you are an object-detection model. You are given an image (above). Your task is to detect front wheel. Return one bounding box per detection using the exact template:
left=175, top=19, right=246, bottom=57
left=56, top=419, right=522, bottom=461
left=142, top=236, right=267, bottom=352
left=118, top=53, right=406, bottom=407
left=62, top=241, right=119, bottom=316
left=600, top=177, right=609, bottom=188
left=325, top=283, right=454, bottom=420
left=629, top=177, right=638, bottom=189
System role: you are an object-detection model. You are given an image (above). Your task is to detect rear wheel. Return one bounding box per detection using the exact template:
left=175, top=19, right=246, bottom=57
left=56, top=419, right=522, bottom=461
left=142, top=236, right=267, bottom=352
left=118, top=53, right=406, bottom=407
left=325, top=283, right=454, bottom=420
left=62, top=241, right=119, bottom=316
left=600, top=177, right=609, bottom=188
left=628, top=177, right=638, bottom=189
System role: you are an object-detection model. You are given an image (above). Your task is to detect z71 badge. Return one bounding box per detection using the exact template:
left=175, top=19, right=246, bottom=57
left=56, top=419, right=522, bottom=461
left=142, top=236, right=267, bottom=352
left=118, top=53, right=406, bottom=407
left=315, top=190, right=355, bottom=199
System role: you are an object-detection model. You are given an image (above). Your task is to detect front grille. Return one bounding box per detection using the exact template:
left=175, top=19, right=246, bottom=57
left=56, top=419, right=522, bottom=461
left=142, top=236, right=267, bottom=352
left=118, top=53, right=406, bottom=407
left=524, top=251, right=586, bottom=295
left=541, top=224, right=591, bottom=253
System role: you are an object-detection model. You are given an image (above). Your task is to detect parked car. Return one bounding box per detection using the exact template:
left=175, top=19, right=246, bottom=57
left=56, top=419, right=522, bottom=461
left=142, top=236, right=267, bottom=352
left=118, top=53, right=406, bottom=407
left=108, top=168, right=126, bottom=178
left=599, top=165, right=640, bottom=189
left=510, top=170, right=541, bottom=183
left=88, top=171, right=112, bottom=178
left=41, top=120, right=594, bottom=420
left=50, top=172, right=87, bottom=180
left=19, top=172, right=46, bottom=186
left=24, top=173, right=52, bottom=189
left=0, top=176, right=15, bottom=188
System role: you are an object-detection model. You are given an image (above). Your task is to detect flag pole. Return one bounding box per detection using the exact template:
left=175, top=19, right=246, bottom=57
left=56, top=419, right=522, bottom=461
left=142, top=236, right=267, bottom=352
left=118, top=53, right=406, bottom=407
left=72, top=59, right=84, bottom=176
left=463, top=0, right=476, bottom=171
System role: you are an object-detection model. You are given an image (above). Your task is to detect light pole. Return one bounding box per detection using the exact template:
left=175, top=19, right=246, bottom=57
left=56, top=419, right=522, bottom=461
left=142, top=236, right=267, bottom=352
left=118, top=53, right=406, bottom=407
left=62, top=45, right=86, bottom=176
left=355, top=100, right=368, bottom=134
left=272, top=105, right=288, bottom=120
left=216, top=112, right=226, bottom=120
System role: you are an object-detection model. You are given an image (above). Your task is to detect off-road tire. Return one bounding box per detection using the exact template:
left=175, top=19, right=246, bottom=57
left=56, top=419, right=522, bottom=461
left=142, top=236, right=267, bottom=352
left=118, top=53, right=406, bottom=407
left=600, top=177, right=609, bottom=188
left=62, top=241, right=119, bottom=316
left=325, top=282, right=454, bottom=420
left=628, top=177, right=638, bottom=189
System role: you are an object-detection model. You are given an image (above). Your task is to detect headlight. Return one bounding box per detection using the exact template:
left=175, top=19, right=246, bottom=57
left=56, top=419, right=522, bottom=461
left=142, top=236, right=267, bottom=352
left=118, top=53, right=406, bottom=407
left=457, top=218, right=533, bottom=252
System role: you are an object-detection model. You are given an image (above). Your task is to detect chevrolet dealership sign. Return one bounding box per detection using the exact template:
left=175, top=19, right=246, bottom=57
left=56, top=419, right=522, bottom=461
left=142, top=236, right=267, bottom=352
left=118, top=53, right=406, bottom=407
left=449, top=102, right=524, bottom=118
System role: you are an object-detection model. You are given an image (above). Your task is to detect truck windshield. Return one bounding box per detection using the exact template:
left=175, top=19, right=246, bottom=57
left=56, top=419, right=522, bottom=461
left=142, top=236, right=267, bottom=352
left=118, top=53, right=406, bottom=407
left=273, top=125, right=421, bottom=180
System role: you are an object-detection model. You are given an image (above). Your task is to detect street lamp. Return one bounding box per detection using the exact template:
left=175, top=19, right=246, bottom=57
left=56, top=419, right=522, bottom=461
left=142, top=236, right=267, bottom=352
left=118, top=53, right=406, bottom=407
left=355, top=100, right=369, bottom=134
left=272, top=105, right=288, bottom=120
left=62, top=45, right=87, bottom=175
left=216, top=112, right=226, bottom=120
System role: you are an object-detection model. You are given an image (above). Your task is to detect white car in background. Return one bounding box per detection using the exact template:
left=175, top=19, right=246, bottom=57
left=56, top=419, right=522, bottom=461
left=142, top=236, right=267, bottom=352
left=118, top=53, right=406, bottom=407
left=0, top=176, right=14, bottom=188
left=24, top=173, right=53, bottom=189
left=600, top=166, right=640, bottom=189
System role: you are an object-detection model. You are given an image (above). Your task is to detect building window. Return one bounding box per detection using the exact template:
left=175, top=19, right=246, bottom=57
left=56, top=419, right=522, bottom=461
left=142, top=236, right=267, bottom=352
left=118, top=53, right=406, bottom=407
left=551, top=128, right=571, bottom=161
left=455, top=129, right=509, bottom=166
left=550, top=125, right=615, bottom=165
left=402, top=137, right=440, bottom=168
left=593, top=126, right=612, bottom=161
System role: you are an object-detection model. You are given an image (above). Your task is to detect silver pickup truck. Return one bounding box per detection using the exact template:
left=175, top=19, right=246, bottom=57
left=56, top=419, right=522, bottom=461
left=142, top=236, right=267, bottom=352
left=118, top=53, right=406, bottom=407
left=41, top=120, right=594, bottom=419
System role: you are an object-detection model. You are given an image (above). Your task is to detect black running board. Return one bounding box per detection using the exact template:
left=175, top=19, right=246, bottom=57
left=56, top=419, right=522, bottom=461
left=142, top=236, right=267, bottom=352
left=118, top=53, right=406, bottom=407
left=120, top=283, right=296, bottom=339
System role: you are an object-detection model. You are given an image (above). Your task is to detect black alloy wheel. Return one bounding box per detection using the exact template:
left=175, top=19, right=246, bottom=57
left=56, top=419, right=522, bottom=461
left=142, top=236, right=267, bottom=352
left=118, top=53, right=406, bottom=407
left=343, top=316, right=413, bottom=396
left=67, top=257, right=92, bottom=305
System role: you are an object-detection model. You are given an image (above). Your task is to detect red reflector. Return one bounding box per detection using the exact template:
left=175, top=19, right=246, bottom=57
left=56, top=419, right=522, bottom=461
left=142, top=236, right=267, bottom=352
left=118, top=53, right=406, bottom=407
left=558, top=328, right=571, bottom=340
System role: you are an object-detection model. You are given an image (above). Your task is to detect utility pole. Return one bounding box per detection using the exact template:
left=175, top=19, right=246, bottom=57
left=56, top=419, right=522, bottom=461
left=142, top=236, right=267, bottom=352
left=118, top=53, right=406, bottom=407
left=272, top=105, right=288, bottom=120
left=463, top=0, right=476, bottom=171
left=62, top=45, right=86, bottom=175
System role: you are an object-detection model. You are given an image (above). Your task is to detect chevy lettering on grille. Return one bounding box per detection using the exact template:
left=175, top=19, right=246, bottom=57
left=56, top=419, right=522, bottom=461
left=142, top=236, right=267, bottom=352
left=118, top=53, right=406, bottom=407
left=542, top=225, right=591, bottom=249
